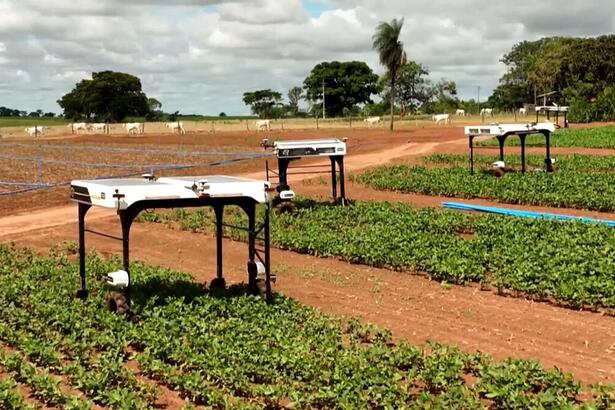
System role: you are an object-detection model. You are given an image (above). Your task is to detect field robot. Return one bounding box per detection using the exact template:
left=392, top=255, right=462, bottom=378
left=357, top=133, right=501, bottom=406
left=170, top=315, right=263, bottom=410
left=261, top=138, right=348, bottom=212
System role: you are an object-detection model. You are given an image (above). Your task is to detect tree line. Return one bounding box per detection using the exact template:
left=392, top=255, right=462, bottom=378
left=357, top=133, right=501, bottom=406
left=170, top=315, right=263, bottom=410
left=242, top=60, right=463, bottom=120
left=0, top=107, right=56, bottom=118
left=488, top=35, right=615, bottom=122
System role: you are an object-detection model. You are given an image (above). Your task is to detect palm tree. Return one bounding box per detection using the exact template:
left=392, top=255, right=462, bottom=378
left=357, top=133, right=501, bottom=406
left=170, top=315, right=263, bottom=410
left=372, top=18, right=406, bottom=131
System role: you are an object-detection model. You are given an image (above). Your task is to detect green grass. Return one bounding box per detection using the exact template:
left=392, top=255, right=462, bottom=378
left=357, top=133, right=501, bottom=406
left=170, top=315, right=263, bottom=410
left=354, top=154, right=615, bottom=212
left=0, top=117, right=69, bottom=127
left=0, top=244, right=612, bottom=409
left=477, top=127, right=615, bottom=149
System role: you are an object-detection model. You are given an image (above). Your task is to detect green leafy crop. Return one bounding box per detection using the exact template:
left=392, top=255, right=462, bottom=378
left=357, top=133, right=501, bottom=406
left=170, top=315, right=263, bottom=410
left=144, top=200, right=615, bottom=310
left=477, top=127, right=615, bottom=149
left=355, top=154, right=615, bottom=212
left=0, top=245, right=610, bottom=408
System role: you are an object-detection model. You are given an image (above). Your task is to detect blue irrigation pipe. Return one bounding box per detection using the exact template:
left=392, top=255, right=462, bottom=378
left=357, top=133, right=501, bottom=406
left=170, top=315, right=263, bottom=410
left=0, top=142, right=267, bottom=157
left=442, top=202, right=615, bottom=227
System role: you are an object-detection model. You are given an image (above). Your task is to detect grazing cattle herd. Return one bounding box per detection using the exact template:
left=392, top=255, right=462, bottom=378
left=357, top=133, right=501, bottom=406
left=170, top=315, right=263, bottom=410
left=480, top=108, right=494, bottom=117
left=432, top=113, right=451, bottom=125
left=15, top=109, right=534, bottom=138
left=24, top=126, right=48, bottom=137
left=123, top=122, right=145, bottom=135
left=364, top=116, right=382, bottom=125
left=255, top=119, right=271, bottom=131
left=165, top=121, right=186, bottom=135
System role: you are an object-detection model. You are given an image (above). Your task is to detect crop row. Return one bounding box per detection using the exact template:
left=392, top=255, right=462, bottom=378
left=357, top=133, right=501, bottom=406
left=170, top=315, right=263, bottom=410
left=477, top=126, right=615, bottom=149
left=141, top=199, right=615, bottom=310
left=0, top=244, right=612, bottom=408
left=354, top=154, right=615, bottom=212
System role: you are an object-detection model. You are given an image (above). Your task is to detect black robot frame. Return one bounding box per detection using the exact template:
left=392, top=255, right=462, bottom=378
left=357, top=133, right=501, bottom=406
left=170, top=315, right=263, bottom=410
left=468, top=128, right=554, bottom=175
left=74, top=193, right=273, bottom=309
left=266, top=155, right=347, bottom=205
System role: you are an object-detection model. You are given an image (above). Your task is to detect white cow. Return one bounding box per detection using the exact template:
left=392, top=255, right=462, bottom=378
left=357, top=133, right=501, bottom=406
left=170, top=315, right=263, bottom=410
left=68, top=122, right=88, bottom=134
left=455, top=109, right=466, bottom=117
left=519, top=108, right=527, bottom=116
left=255, top=119, right=271, bottom=131
left=480, top=108, right=493, bottom=117
left=364, top=116, right=382, bottom=125
left=124, top=122, right=144, bottom=135
left=25, top=126, right=47, bottom=137
left=165, top=121, right=186, bottom=135
left=432, top=113, right=451, bottom=125
left=88, top=123, right=108, bottom=134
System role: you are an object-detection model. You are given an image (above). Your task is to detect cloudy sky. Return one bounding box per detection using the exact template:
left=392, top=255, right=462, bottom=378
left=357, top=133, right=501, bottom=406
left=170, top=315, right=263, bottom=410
left=0, top=0, right=613, bottom=115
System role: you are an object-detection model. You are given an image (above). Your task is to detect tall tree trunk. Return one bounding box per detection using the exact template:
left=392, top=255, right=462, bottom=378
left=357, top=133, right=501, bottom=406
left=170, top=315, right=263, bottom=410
left=390, top=74, right=396, bottom=131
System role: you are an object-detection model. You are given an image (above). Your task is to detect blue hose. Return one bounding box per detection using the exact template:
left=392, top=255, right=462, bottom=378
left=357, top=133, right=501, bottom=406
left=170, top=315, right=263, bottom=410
left=442, top=202, right=615, bottom=227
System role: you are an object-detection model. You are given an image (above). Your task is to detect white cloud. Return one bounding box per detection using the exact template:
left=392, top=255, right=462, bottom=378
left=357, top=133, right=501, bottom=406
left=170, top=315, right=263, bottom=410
left=0, top=0, right=613, bottom=114
left=217, top=0, right=309, bottom=25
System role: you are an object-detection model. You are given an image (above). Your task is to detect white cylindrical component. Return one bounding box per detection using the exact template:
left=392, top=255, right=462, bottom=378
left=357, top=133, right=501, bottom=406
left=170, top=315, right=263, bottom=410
left=280, top=190, right=295, bottom=200
left=492, top=161, right=505, bottom=168
left=106, top=270, right=129, bottom=288
left=256, top=261, right=266, bottom=276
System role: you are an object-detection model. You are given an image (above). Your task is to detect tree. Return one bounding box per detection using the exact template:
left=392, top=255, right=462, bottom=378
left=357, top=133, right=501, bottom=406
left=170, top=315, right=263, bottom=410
left=490, top=35, right=615, bottom=120
left=145, top=98, right=163, bottom=121
left=287, top=86, right=303, bottom=116
left=57, top=71, right=149, bottom=122
left=489, top=38, right=554, bottom=110
left=373, top=18, right=406, bottom=131
left=169, top=110, right=180, bottom=121
left=380, top=61, right=429, bottom=117
left=147, top=98, right=162, bottom=112
left=242, top=89, right=283, bottom=118
left=0, top=107, right=21, bottom=117
left=303, top=61, right=380, bottom=117
left=219, top=112, right=227, bottom=117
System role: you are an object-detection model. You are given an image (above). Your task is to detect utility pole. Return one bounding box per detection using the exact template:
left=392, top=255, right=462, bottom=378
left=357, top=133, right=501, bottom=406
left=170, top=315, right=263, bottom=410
left=322, top=80, right=326, bottom=120
left=477, top=86, right=481, bottom=112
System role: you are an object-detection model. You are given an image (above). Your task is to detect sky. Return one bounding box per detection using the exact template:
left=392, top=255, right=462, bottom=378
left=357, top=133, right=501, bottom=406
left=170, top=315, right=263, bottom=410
left=0, top=0, right=613, bottom=115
